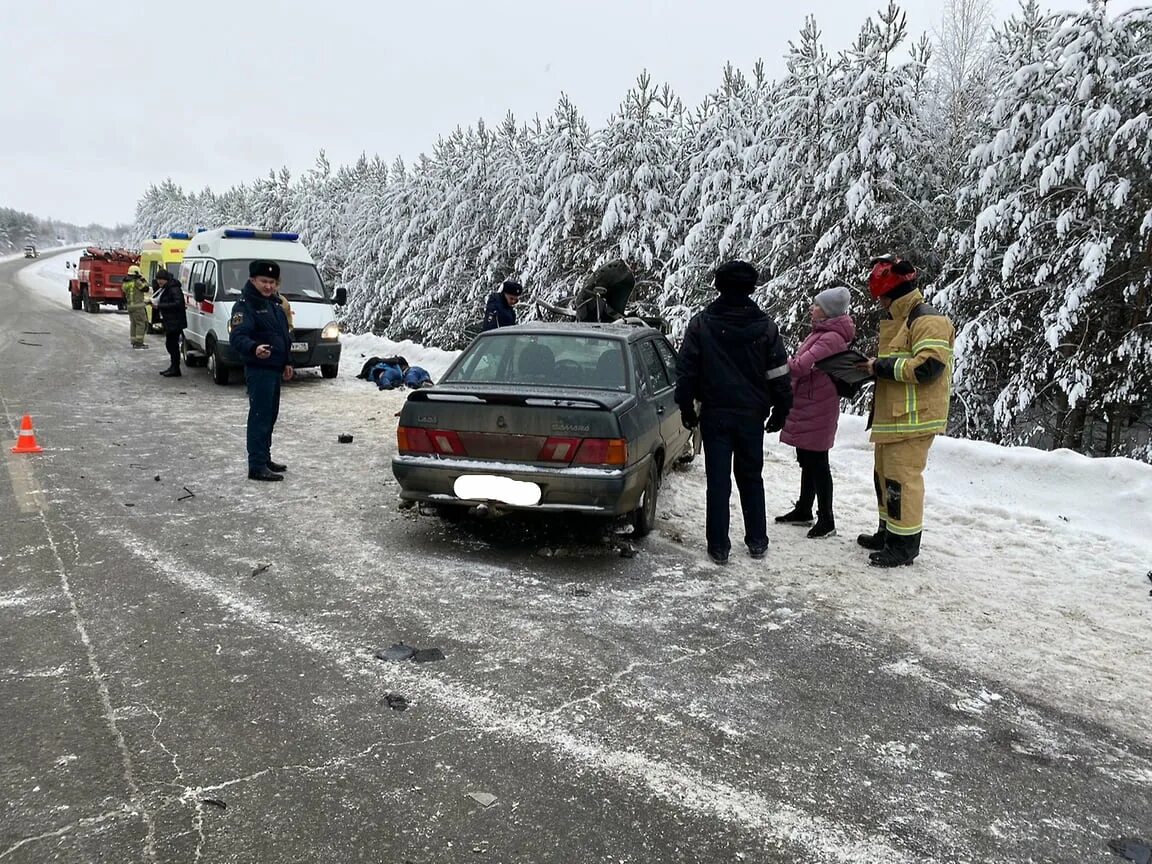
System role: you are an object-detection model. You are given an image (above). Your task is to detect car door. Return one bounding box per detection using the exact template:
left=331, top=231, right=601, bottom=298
left=652, top=336, right=693, bottom=461
left=634, top=339, right=682, bottom=468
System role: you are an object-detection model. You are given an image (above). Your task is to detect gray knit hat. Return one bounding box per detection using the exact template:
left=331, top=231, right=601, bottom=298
left=815, top=285, right=851, bottom=318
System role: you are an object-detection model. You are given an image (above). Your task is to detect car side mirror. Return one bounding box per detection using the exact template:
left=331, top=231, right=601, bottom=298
left=193, top=283, right=206, bottom=303
left=334, top=286, right=348, bottom=306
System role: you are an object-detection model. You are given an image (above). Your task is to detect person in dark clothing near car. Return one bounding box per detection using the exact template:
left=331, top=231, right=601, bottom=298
left=675, top=260, right=793, bottom=565
left=481, top=280, right=522, bottom=331
left=229, top=261, right=294, bottom=482
left=154, top=269, right=187, bottom=377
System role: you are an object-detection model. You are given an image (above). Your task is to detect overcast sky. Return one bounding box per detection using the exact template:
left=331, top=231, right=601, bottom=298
left=1, top=0, right=1086, bottom=226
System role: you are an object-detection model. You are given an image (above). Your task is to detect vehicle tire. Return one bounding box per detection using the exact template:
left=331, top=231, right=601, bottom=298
left=70, top=292, right=82, bottom=311
left=321, top=363, right=338, bottom=379
left=82, top=287, right=98, bottom=314
left=180, top=334, right=200, bottom=368
left=631, top=462, right=659, bottom=538
left=207, top=340, right=230, bottom=385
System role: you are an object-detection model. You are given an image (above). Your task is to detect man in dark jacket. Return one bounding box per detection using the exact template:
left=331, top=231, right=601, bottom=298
left=481, top=280, right=522, bottom=331
left=154, top=269, right=187, bottom=377
left=229, top=261, right=294, bottom=481
left=675, top=260, right=793, bottom=565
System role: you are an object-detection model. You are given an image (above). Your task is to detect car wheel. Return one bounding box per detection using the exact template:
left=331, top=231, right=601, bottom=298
left=631, top=462, right=659, bottom=538
left=321, top=363, right=338, bottom=379
left=82, top=287, right=98, bottom=314
left=208, top=341, right=230, bottom=385
left=70, top=291, right=82, bottom=310
left=180, top=334, right=200, bottom=368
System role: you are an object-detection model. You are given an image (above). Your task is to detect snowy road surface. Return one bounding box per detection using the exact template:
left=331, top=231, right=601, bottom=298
left=2, top=251, right=1150, bottom=863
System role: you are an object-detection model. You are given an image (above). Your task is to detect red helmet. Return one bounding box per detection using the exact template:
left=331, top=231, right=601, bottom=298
left=868, top=257, right=917, bottom=299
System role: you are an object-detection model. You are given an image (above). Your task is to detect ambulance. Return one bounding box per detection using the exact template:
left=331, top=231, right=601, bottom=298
left=179, top=227, right=346, bottom=385
left=139, top=231, right=190, bottom=332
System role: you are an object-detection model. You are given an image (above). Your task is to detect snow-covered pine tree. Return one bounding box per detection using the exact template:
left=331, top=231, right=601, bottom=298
left=948, top=1, right=1152, bottom=458
left=338, top=153, right=389, bottom=321
left=803, top=2, right=936, bottom=349
left=476, top=112, right=542, bottom=300
left=250, top=167, right=293, bottom=231
left=525, top=94, right=602, bottom=303
left=593, top=72, right=685, bottom=296
left=662, top=64, right=759, bottom=331
left=746, top=16, right=836, bottom=335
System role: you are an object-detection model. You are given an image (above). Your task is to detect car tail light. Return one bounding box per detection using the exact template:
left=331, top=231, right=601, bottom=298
left=537, top=437, right=581, bottom=463
left=573, top=438, right=628, bottom=466
left=397, top=426, right=467, bottom=457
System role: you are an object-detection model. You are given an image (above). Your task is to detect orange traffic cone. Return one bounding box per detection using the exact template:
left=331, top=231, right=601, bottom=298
left=11, top=415, right=44, bottom=454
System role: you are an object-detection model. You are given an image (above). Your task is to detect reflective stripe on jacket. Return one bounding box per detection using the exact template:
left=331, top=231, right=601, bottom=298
left=869, top=289, right=955, bottom=442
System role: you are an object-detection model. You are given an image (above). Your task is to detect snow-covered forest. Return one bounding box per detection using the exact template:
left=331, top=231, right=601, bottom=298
left=130, top=0, right=1152, bottom=462
left=0, top=206, right=125, bottom=254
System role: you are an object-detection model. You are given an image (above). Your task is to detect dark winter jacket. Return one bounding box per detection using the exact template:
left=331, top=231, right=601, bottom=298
left=675, top=295, right=793, bottom=422
left=155, top=278, right=187, bottom=333
left=228, top=281, right=293, bottom=370
left=780, top=314, right=856, bottom=452
left=481, top=292, right=516, bottom=331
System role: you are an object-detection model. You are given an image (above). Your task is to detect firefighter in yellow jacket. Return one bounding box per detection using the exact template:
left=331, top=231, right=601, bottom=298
left=857, top=256, right=955, bottom=567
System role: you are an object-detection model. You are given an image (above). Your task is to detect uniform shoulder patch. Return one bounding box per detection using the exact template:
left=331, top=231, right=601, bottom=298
left=230, top=313, right=244, bottom=328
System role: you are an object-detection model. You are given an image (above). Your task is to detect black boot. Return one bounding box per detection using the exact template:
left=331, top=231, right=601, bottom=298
left=248, top=467, right=284, bottom=482
left=807, top=517, right=836, bottom=539
left=808, top=461, right=834, bottom=538
left=869, top=532, right=921, bottom=567
left=857, top=520, right=887, bottom=550
left=775, top=505, right=814, bottom=525
left=160, top=365, right=181, bottom=377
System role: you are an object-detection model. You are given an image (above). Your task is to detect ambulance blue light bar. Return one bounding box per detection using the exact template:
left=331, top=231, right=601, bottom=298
left=168, top=231, right=191, bottom=240
left=222, top=229, right=300, bottom=241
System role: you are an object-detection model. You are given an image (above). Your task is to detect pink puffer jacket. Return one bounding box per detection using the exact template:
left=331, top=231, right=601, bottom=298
left=779, top=315, right=856, bottom=452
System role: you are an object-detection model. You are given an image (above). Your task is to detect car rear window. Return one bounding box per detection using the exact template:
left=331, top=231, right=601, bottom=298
left=446, top=333, right=628, bottom=391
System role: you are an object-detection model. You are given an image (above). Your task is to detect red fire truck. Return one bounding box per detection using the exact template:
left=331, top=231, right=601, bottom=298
left=69, top=248, right=140, bottom=313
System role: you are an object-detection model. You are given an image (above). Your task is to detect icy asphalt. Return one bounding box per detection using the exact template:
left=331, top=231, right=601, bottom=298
left=1, top=253, right=1149, bottom=864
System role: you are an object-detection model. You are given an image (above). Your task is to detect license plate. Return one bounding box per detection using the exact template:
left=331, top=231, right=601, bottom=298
left=453, top=475, right=542, bottom=507
left=291, top=342, right=308, bottom=353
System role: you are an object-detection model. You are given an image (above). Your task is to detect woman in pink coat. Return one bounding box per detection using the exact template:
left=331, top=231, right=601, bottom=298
left=775, top=285, right=855, bottom=538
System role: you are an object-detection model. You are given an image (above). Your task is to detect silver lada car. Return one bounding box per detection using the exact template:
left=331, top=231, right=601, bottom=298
left=391, top=322, right=694, bottom=536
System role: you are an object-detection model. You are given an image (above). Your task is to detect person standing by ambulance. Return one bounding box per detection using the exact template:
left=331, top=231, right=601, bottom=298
left=154, top=269, right=186, bottom=376
left=123, top=265, right=149, bottom=349
left=229, top=261, right=294, bottom=482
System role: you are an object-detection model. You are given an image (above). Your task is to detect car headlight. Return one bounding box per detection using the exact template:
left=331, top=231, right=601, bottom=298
left=321, top=321, right=340, bottom=340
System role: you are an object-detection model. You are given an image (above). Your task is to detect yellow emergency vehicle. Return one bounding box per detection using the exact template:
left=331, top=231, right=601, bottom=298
left=139, top=231, right=191, bottom=332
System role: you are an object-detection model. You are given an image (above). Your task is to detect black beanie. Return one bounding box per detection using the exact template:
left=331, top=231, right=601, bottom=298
left=502, top=280, right=523, bottom=296
left=714, top=260, right=758, bottom=295
left=250, top=260, right=280, bottom=280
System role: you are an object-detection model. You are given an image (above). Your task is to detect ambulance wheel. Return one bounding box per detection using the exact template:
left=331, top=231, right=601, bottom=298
left=208, top=341, right=231, bottom=386
left=321, top=364, right=338, bottom=379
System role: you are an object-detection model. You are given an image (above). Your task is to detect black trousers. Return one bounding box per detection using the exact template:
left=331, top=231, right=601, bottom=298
left=165, top=331, right=181, bottom=368
left=701, top=411, right=767, bottom=554
left=795, top=448, right=834, bottom=521
left=245, top=367, right=282, bottom=471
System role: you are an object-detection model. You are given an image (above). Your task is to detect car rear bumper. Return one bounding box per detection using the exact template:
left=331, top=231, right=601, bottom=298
left=391, top=454, right=650, bottom=515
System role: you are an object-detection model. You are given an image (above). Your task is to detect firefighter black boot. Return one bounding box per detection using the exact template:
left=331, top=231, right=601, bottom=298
left=869, top=532, right=921, bottom=567
left=857, top=520, right=887, bottom=551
